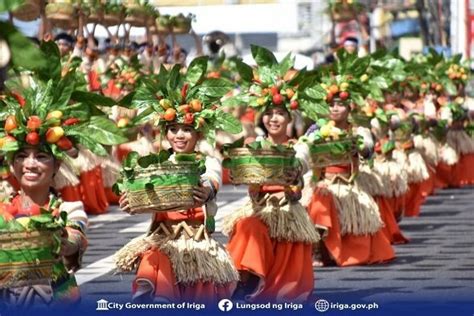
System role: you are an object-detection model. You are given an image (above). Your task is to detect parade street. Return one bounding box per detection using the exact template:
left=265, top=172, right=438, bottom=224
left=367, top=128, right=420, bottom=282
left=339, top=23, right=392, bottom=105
left=76, top=185, right=474, bottom=307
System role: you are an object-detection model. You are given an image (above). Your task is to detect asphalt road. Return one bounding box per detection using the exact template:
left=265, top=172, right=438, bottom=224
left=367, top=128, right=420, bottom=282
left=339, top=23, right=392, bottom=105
left=75, top=184, right=474, bottom=312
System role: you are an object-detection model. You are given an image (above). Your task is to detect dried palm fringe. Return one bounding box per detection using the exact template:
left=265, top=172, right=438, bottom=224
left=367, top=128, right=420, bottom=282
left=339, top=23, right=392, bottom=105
left=53, top=163, right=80, bottom=190
left=327, top=182, right=383, bottom=236
left=222, top=196, right=320, bottom=244
left=114, top=233, right=239, bottom=285
left=414, top=135, right=439, bottom=166
left=100, top=158, right=121, bottom=188
left=114, top=233, right=157, bottom=272
left=439, top=143, right=459, bottom=165
left=393, top=149, right=429, bottom=184
left=373, top=159, right=409, bottom=197
left=355, top=163, right=385, bottom=197
left=0, top=180, right=15, bottom=201
left=161, top=237, right=239, bottom=285
left=70, top=148, right=101, bottom=173
left=447, top=130, right=474, bottom=155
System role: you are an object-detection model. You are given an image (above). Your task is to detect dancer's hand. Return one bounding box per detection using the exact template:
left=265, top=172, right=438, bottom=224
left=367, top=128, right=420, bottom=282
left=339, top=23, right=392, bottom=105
left=119, top=194, right=133, bottom=214
left=59, top=229, right=79, bottom=257
left=193, top=186, right=211, bottom=207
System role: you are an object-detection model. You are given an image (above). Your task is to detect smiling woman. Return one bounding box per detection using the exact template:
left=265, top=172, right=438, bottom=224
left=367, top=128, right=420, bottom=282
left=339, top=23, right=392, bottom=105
left=0, top=146, right=89, bottom=306
left=0, top=40, right=126, bottom=307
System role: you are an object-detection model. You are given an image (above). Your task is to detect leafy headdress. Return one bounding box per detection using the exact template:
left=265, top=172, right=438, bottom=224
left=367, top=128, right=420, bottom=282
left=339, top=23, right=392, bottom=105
left=223, top=45, right=329, bottom=122
left=0, top=42, right=127, bottom=159
left=131, top=56, right=242, bottom=145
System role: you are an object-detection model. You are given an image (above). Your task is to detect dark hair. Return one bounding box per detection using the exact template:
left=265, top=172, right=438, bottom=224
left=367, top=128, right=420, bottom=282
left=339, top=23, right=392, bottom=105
left=54, top=33, right=74, bottom=45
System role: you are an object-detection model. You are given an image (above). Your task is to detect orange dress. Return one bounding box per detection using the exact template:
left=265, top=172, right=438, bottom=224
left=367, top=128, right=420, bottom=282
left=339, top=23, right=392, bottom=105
left=376, top=196, right=409, bottom=243
left=308, top=165, right=395, bottom=266
left=435, top=162, right=453, bottom=189
left=451, top=154, right=474, bottom=186
left=132, top=208, right=236, bottom=303
left=404, top=182, right=425, bottom=217
left=226, top=185, right=316, bottom=303
left=79, top=166, right=109, bottom=214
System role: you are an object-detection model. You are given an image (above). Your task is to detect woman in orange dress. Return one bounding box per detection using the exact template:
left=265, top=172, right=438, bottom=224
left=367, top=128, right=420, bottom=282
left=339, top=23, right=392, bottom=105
left=116, top=123, right=238, bottom=303
left=114, top=60, right=242, bottom=303
left=307, top=97, right=395, bottom=266
left=0, top=146, right=88, bottom=306
left=223, top=105, right=320, bottom=303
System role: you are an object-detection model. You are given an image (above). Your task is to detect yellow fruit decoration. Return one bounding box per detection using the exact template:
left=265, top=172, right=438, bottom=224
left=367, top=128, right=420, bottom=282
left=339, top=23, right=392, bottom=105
left=320, top=125, right=331, bottom=138
left=16, top=217, right=31, bottom=228
left=257, top=97, right=266, bottom=106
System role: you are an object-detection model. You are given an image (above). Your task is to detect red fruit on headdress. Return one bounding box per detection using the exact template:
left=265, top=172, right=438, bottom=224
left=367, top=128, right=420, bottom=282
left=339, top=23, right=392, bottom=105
left=270, top=86, right=279, bottom=96
left=181, top=83, right=189, bottom=102
left=63, top=118, right=80, bottom=126
left=11, top=92, right=25, bottom=107
left=290, top=100, right=299, bottom=110
left=27, top=116, right=42, bottom=132
left=57, top=136, right=73, bottom=150
left=207, top=71, right=221, bottom=79
left=326, top=92, right=334, bottom=102
left=25, top=132, right=40, bottom=146
left=272, top=94, right=283, bottom=105
left=184, top=113, right=194, bottom=125
left=339, top=91, right=350, bottom=100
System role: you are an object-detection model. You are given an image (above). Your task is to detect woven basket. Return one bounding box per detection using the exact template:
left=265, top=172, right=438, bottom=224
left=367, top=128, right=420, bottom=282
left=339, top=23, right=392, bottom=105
left=0, top=229, right=61, bottom=289
left=86, top=9, right=102, bottom=24
left=226, top=148, right=296, bottom=185
left=12, top=0, right=40, bottom=21
left=310, top=138, right=355, bottom=168
left=172, top=24, right=191, bottom=34
left=155, top=21, right=171, bottom=34
left=125, top=14, right=147, bottom=27
left=46, top=3, right=77, bottom=29
left=102, top=13, right=121, bottom=26
left=125, top=162, right=200, bottom=213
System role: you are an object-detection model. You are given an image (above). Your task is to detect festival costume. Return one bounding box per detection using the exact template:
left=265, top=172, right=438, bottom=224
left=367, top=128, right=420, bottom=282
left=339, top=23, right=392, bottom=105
left=392, top=119, right=430, bottom=218
left=220, top=46, right=322, bottom=302
left=447, top=129, right=474, bottom=186
left=0, top=40, right=125, bottom=307
left=223, top=141, right=320, bottom=302
left=71, top=148, right=109, bottom=215
left=304, top=50, right=398, bottom=263
left=114, top=57, right=242, bottom=303
left=54, top=162, right=82, bottom=203
left=307, top=138, right=395, bottom=265
left=115, top=155, right=238, bottom=303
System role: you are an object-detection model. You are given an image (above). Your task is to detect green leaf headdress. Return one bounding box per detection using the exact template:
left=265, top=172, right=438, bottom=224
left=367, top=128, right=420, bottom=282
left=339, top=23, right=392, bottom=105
left=223, top=45, right=328, bottom=121
left=0, top=43, right=127, bottom=159
left=131, top=56, right=242, bottom=145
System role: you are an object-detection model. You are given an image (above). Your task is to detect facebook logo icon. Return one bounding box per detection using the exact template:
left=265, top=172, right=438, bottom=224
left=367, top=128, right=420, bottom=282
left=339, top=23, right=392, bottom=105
left=218, top=299, right=234, bottom=312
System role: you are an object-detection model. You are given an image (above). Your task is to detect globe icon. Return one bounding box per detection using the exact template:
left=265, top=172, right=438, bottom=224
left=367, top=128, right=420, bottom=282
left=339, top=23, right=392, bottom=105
left=314, top=299, right=330, bottom=312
